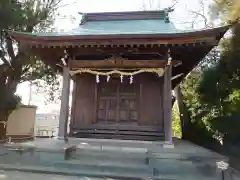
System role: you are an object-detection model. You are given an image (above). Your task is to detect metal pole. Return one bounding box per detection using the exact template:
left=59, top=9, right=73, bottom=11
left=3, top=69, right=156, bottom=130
left=216, top=161, right=228, bottom=180
left=28, top=81, right=32, bottom=105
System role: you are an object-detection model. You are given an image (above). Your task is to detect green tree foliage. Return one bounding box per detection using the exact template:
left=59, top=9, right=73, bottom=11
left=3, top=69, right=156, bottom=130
left=195, top=0, right=240, bottom=145
left=172, top=102, right=182, bottom=137
left=198, top=26, right=240, bottom=144
left=180, top=69, right=221, bottom=149
left=210, top=0, right=240, bottom=23
left=0, top=0, right=61, bottom=140
left=177, top=0, right=240, bottom=150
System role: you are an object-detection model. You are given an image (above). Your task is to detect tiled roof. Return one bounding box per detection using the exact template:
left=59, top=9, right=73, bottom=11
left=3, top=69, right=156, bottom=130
left=70, top=19, right=178, bottom=35
left=12, top=10, right=180, bottom=37
left=8, top=10, right=233, bottom=41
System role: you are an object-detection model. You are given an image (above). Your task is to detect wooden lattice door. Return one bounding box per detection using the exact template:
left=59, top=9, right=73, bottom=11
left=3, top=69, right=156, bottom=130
left=97, top=79, right=138, bottom=125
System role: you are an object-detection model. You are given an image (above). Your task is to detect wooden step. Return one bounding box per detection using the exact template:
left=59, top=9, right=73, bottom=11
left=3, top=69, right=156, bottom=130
left=71, top=125, right=164, bottom=141
left=72, top=133, right=164, bottom=141
left=73, top=129, right=164, bottom=136
left=72, top=124, right=163, bottom=131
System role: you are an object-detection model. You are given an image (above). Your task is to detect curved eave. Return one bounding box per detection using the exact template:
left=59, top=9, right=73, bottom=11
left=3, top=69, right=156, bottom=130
left=8, top=24, right=232, bottom=45
left=8, top=24, right=232, bottom=88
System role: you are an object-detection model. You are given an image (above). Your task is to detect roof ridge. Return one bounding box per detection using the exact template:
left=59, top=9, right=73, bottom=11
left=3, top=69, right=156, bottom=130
left=79, top=9, right=171, bottom=14
left=79, top=9, right=173, bottom=25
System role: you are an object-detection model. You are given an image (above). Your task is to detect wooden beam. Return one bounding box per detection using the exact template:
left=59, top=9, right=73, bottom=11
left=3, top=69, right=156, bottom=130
left=69, top=77, right=77, bottom=136
left=69, top=59, right=180, bottom=69
left=58, top=66, right=70, bottom=139
left=69, top=46, right=168, bottom=54
left=171, top=73, right=184, bottom=80
left=163, top=65, right=173, bottom=144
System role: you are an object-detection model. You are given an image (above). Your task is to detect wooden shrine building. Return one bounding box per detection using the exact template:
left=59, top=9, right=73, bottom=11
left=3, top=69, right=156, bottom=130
left=9, top=10, right=231, bottom=143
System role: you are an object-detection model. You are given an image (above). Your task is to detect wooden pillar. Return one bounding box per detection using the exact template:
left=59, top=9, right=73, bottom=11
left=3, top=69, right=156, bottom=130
left=69, top=76, right=76, bottom=136
left=163, top=65, right=173, bottom=144
left=58, top=66, right=70, bottom=139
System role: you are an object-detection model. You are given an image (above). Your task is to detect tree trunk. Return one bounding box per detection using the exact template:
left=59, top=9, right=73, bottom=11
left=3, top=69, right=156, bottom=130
left=174, top=85, right=191, bottom=139
left=174, top=85, right=221, bottom=150
left=0, top=110, right=8, bottom=141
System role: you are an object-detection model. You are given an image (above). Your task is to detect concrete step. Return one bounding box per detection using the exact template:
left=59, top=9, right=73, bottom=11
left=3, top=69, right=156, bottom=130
left=151, top=158, right=219, bottom=178
left=1, top=146, right=151, bottom=177
left=0, top=164, right=151, bottom=180
left=2, top=143, right=220, bottom=179
left=2, top=145, right=148, bottom=167
left=57, top=158, right=217, bottom=178
left=71, top=154, right=147, bottom=167
left=70, top=149, right=219, bottom=178
left=2, top=150, right=219, bottom=179
left=0, top=164, right=220, bottom=180
left=72, top=148, right=148, bottom=164
left=70, top=144, right=150, bottom=164
left=1, top=155, right=151, bottom=178
left=74, top=144, right=148, bottom=154
left=1, top=149, right=65, bottom=166
left=1, top=139, right=227, bottom=180
left=55, top=159, right=151, bottom=176
left=0, top=170, right=123, bottom=180
left=57, top=159, right=148, bottom=168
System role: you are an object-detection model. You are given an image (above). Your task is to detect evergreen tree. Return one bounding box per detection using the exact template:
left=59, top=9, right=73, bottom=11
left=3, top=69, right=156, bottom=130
left=0, top=0, right=61, bottom=140
left=198, top=0, right=240, bottom=145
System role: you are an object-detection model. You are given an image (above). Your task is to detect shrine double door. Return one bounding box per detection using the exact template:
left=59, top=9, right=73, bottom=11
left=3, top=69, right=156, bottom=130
left=97, top=80, right=139, bottom=125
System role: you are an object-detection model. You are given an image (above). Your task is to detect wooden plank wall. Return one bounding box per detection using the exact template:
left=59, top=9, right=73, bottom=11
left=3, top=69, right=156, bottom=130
left=137, top=74, right=164, bottom=128
left=71, top=74, right=96, bottom=128
left=71, top=73, right=164, bottom=130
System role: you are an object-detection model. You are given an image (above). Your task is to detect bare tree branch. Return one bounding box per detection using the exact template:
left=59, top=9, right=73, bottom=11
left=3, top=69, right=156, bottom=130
left=140, top=0, right=178, bottom=11
left=185, top=0, right=213, bottom=29
left=189, top=10, right=208, bottom=27
left=169, top=0, right=178, bottom=10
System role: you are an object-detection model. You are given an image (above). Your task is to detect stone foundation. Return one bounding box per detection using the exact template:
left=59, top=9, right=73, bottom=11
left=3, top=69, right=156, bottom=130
left=0, top=138, right=234, bottom=180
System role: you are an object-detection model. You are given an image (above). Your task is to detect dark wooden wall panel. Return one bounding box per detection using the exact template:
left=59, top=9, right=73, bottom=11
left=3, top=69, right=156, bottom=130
left=137, top=74, right=164, bottom=128
left=71, top=73, right=164, bottom=130
left=72, top=74, right=96, bottom=128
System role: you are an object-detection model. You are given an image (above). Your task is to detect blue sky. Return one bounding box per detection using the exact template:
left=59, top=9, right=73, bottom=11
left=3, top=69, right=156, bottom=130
left=16, top=0, right=213, bottom=113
